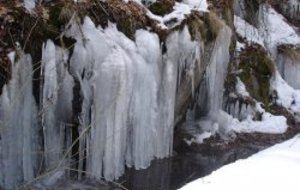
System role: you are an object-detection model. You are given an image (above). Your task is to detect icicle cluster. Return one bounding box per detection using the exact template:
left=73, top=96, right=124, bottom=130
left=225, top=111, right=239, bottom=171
left=0, top=53, right=41, bottom=189
left=0, top=14, right=206, bottom=188
left=66, top=17, right=185, bottom=180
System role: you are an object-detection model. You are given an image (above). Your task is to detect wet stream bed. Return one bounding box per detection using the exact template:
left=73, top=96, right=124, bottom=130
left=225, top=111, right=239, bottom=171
left=119, top=145, right=262, bottom=190
left=29, top=123, right=300, bottom=190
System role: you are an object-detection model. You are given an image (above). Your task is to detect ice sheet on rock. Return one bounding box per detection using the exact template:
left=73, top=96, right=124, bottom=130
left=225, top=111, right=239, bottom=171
left=184, top=23, right=232, bottom=141
left=169, top=25, right=201, bottom=97
left=0, top=52, right=40, bottom=189
left=234, top=16, right=264, bottom=47
left=277, top=49, right=300, bottom=89
left=206, top=26, right=232, bottom=117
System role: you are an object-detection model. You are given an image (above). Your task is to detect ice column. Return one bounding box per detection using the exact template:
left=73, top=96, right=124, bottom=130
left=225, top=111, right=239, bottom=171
left=0, top=53, right=40, bottom=189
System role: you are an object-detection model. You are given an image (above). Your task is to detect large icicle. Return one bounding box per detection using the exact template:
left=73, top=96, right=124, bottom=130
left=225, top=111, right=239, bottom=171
left=41, top=40, right=74, bottom=171
left=0, top=52, right=40, bottom=189
left=190, top=24, right=233, bottom=138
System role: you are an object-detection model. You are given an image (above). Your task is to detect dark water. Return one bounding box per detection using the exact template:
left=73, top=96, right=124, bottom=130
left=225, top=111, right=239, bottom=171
left=119, top=145, right=263, bottom=190
left=28, top=144, right=265, bottom=190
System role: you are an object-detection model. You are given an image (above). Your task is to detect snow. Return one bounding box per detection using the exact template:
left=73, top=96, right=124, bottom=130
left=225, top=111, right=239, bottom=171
left=225, top=78, right=288, bottom=135
left=258, top=5, right=300, bottom=56
left=147, top=3, right=191, bottom=29
left=271, top=72, right=300, bottom=121
left=147, top=1, right=208, bottom=29
left=183, top=0, right=209, bottom=12
left=260, top=6, right=300, bottom=45
left=235, top=41, right=245, bottom=52
left=235, top=77, right=250, bottom=97
left=230, top=112, right=288, bottom=134
left=234, top=16, right=264, bottom=46
left=180, top=134, right=300, bottom=190
left=188, top=73, right=288, bottom=145
left=185, top=131, right=213, bottom=145
left=24, top=0, right=36, bottom=12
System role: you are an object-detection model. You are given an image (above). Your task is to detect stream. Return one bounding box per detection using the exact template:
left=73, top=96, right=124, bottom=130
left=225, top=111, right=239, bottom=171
left=120, top=144, right=263, bottom=190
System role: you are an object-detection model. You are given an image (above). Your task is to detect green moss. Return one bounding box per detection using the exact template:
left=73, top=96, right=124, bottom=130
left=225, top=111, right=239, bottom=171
left=149, top=1, right=173, bottom=16
left=237, top=45, right=274, bottom=110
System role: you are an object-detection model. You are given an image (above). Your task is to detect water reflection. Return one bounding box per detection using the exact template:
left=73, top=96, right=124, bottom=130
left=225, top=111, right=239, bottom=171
left=120, top=146, right=261, bottom=190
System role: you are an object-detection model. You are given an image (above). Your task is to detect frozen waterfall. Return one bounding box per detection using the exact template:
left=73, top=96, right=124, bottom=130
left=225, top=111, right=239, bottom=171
left=67, top=17, right=179, bottom=181
left=0, top=15, right=206, bottom=188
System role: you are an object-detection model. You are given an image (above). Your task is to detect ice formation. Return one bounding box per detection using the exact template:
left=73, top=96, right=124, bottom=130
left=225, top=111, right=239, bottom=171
left=41, top=40, right=74, bottom=170
left=65, top=17, right=181, bottom=181
left=2, top=0, right=300, bottom=189
left=0, top=53, right=40, bottom=189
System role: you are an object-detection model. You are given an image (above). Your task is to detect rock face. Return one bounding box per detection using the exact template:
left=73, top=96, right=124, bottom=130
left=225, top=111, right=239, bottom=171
left=0, top=0, right=299, bottom=189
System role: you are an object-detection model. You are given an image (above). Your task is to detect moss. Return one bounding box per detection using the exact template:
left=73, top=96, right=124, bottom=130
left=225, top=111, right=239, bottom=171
left=185, top=11, right=207, bottom=42
left=208, top=0, right=235, bottom=29
left=237, top=45, right=275, bottom=110
left=180, top=11, right=224, bottom=45
left=148, top=0, right=174, bottom=16
left=243, top=0, right=260, bottom=26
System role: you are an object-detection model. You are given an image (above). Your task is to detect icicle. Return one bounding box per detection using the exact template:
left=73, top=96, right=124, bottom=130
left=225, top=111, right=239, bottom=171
left=0, top=53, right=40, bottom=189
left=41, top=40, right=74, bottom=171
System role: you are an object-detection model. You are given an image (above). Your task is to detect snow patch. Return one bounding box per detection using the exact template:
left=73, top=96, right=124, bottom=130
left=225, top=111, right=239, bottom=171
left=147, top=2, right=208, bottom=29
left=234, top=16, right=264, bottom=46
left=24, top=0, right=36, bottom=12
left=235, top=77, right=250, bottom=97
left=259, top=5, right=300, bottom=56
left=271, top=72, right=300, bottom=121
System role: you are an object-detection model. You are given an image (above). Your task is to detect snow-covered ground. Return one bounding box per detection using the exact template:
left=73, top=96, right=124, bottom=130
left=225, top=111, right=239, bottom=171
left=180, top=134, right=300, bottom=190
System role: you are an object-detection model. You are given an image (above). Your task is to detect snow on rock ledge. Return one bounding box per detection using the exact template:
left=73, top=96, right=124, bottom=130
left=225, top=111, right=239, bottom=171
left=271, top=72, right=300, bottom=122
left=234, top=16, right=264, bottom=47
